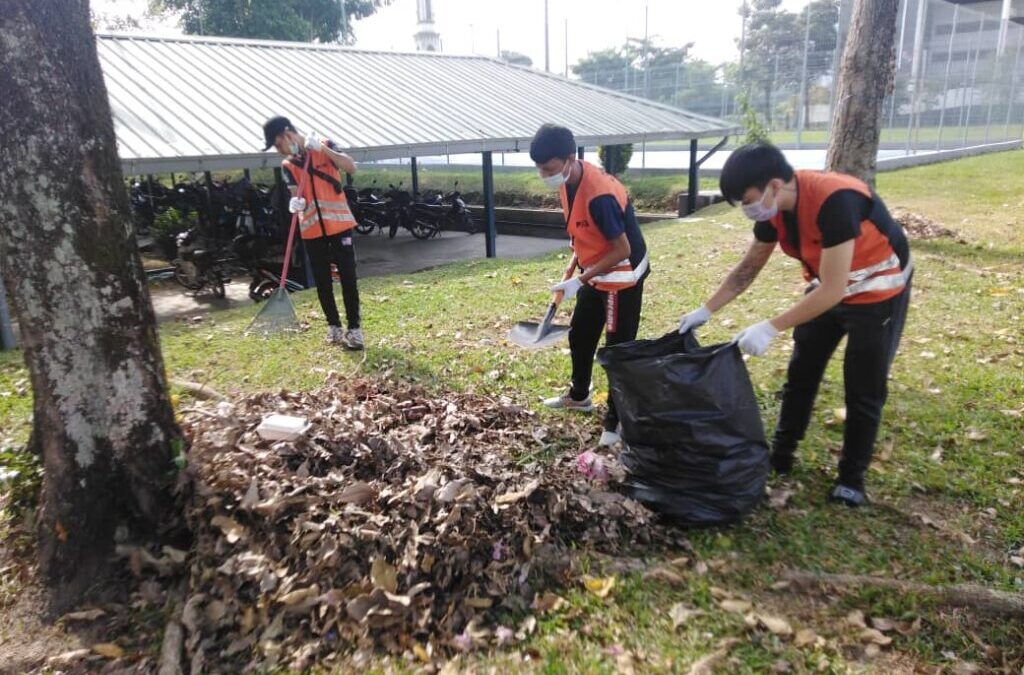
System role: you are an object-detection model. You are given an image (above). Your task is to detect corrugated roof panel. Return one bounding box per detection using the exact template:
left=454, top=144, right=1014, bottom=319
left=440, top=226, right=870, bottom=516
left=96, top=33, right=739, bottom=174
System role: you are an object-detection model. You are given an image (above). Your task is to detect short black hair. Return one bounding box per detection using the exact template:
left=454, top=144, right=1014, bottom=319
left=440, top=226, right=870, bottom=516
left=262, top=116, right=296, bottom=150
left=719, top=141, right=795, bottom=205
left=529, top=124, right=576, bottom=164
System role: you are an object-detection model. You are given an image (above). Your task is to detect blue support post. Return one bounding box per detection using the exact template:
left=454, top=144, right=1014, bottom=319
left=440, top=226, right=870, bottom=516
left=687, top=139, right=699, bottom=216
left=410, top=156, right=419, bottom=196
left=482, top=152, right=497, bottom=258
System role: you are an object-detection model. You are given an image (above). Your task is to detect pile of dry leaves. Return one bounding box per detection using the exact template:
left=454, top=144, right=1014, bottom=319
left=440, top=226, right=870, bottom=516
left=177, top=377, right=678, bottom=671
left=892, top=208, right=964, bottom=241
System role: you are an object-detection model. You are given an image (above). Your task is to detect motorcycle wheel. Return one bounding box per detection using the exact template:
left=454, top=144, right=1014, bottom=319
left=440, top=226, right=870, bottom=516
left=410, top=218, right=439, bottom=240
left=355, top=218, right=376, bottom=235
left=251, top=280, right=276, bottom=302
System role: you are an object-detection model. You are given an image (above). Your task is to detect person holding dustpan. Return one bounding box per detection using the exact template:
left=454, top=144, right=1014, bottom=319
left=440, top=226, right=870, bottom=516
left=263, top=116, right=364, bottom=349
left=529, top=124, right=650, bottom=447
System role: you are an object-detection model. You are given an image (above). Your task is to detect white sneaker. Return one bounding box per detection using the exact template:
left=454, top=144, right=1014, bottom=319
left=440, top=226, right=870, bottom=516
left=342, top=328, right=365, bottom=351
left=326, top=325, right=345, bottom=345
left=542, top=390, right=593, bottom=412
left=598, top=429, right=622, bottom=447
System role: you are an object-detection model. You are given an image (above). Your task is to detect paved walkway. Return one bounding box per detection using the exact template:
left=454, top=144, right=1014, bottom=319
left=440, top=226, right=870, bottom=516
left=149, top=229, right=567, bottom=322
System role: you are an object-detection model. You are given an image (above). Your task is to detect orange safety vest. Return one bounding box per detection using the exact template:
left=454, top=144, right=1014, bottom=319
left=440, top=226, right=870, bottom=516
left=767, top=170, right=910, bottom=305
left=558, top=161, right=648, bottom=292
left=283, top=146, right=356, bottom=239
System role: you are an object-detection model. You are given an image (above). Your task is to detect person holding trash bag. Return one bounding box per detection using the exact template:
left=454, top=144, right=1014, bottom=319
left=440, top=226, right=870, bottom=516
left=530, top=124, right=650, bottom=447
left=263, top=116, right=364, bottom=350
left=677, top=142, right=912, bottom=507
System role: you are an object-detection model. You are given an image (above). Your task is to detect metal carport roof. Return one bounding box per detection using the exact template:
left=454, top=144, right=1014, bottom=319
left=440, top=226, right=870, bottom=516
left=95, top=33, right=739, bottom=175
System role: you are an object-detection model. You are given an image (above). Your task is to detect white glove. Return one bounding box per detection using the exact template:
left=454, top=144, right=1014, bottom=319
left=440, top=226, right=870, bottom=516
left=734, top=320, right=779, bottom=357
left=551, top=277, right=584, bottom=300
left=678, top=305, right=712, bottom=334
left=305, top=131, right=323, bottom=152
left=288, top=196, right=307, bottom=214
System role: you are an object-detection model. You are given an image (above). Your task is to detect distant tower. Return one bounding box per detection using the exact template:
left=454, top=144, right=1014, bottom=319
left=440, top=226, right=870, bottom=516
left=415, top=0, right=442, bottom=52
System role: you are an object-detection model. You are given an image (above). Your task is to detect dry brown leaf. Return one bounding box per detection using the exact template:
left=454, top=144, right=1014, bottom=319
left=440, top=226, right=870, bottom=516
left=643, top=566, right=686, bottom=585
left=61, top=608, right=106, bottom=622
left=279, top=585, right=320, bottom=608
left=210, top=515, right=246, bottom=544
left=718, top=599, right=752, bottom=614
left=92, top=643, right=125, bottom=659
left=859, top=628, right=893, bottom=646
left=532, top=591, right=566, bottom=613
left=870, top=617, right=897, bottom=632
left=370, top=558, right=398, bottom=593
left=582, top=575, right=616, bottom=598
left=794, top=628, right=818, bottom=647
left=846, top=609, right=867, bottom=628
left=494, top=479, right=540, bottom=505
left=669, top=604, right=703, bottom=630
left=338, top=481, right=374, bottom=504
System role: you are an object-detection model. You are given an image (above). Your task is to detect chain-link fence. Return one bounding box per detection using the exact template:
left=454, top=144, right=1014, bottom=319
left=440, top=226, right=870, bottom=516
left=575, top=0, right=1024, bottom=153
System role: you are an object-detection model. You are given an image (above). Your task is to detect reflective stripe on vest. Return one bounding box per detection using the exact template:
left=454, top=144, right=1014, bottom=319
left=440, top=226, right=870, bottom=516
left=810, top=255, right=914, bottom=298
left=283, top=146, right=355, bottom=239
left=586, top=253, right=649, bottom=288
left=299, top=199, right=355, bottom=234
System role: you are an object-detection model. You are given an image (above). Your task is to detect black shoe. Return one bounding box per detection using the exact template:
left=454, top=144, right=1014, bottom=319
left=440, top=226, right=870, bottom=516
left=827, top=483, right=869, bottom=508
left=770, top=449, right=795, bottom=475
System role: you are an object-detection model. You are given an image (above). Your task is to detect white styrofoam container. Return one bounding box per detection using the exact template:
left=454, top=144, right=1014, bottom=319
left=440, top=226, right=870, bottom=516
left=256, top=414, right=311, bottom=441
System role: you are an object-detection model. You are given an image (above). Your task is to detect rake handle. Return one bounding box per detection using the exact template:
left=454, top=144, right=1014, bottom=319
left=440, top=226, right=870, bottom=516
left=279, top=153, right=313, bottom=289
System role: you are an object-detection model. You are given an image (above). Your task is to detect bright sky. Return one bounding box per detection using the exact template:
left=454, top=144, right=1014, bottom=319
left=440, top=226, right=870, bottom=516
left=92, top=0, right=814, bottom=69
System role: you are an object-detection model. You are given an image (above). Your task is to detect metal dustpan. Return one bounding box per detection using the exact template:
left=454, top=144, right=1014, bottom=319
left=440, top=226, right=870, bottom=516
left=508, top=300, right=570, bottom=349
left=245, top=154, right=311, bottom=336
left=509, top=256, right=577, bottom=349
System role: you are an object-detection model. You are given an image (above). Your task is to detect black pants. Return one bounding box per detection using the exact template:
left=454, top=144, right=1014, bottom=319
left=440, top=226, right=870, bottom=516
left=773, top=277, right=912, bottom=489
left=569, top=278, right=645, bottom=431
left=303, top=232, right=360, bottom=329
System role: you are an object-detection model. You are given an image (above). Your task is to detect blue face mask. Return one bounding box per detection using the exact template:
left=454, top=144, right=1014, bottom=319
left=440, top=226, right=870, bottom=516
left=540, top=160, right=572, bottom=190
left=742, top=186, right=779, bottom=221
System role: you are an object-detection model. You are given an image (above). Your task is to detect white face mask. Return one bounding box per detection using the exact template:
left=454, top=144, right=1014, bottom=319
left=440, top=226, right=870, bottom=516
left=288, top=141, right=301, bottom=156
left=742, top=186, right=779, bottom=221
left=540, top=161, right=572, bottom=190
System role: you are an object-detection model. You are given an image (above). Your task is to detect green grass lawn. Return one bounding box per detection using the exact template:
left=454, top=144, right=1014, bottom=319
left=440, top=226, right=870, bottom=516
left=3, top=151, right=1024, bottom=672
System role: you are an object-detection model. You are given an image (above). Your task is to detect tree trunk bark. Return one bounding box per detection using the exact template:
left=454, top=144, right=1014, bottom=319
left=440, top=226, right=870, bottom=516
left=825, top=0, right=901, bottom=185
left=0, top=1, right=182, bottom=612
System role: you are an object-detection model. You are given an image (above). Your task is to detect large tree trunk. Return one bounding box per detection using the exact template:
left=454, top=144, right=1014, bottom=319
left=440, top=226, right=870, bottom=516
left=0, top=1, right=181, bottom=612
left=825, top=0, right=901, bottom=185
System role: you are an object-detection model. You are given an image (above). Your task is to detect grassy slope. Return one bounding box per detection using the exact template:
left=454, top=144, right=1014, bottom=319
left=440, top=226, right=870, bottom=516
left=2, top=151, right=1024, bottom=672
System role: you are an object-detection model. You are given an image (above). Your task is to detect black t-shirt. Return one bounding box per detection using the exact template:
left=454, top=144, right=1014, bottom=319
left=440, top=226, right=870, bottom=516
left=753, top=189, right=868, bottom=248
left=753, top=188, right=909, bottom=269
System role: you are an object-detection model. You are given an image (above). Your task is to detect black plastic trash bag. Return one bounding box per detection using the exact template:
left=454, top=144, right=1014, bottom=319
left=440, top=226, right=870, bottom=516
left=597, top=331, right=769, bottom=526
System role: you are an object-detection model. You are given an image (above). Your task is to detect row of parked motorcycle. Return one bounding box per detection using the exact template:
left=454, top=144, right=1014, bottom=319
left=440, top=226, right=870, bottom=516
left=128, top=175, right=476, bottom=299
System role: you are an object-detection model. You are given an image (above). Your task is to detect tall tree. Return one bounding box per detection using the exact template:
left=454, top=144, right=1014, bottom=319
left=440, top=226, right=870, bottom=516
left=740, top=0, right=804, bottom=126
left=154, top=0, right=393, bottom=44
left=826, top=0, right=901, bottom=184
left=572, top=41, right=727, bottom=111
left=0, top=0, right=182, bottom=611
